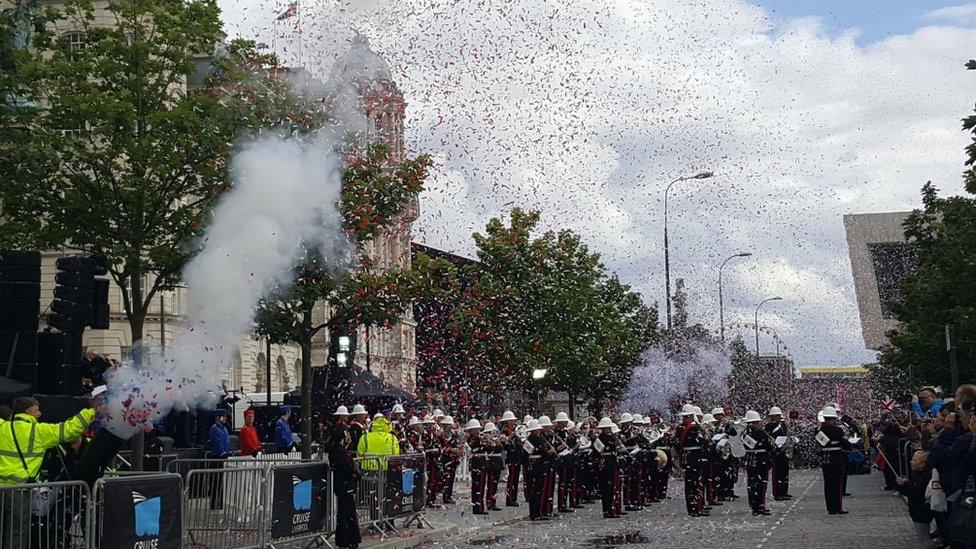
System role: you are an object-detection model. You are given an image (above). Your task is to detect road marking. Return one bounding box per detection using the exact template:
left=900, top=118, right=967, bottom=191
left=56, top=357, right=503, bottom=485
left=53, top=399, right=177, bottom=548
left=755, top=477, right=816, bottom=549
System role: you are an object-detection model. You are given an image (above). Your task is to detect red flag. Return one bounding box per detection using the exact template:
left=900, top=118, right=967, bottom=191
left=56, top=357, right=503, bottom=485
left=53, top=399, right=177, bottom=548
left=276, top=1, right=297, bottom=21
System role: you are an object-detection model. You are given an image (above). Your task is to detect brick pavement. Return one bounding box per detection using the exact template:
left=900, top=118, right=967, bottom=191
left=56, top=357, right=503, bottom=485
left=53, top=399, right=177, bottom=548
left=412, top=469, right=919, bottom=548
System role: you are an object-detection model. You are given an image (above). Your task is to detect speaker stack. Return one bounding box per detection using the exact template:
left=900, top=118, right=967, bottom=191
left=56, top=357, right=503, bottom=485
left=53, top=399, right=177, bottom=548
left=0, top=251, right=41, bottom=387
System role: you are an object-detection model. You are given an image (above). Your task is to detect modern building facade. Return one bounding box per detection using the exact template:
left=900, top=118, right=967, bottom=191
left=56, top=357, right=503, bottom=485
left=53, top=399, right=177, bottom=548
left=843, top=211, right=916, bottom=350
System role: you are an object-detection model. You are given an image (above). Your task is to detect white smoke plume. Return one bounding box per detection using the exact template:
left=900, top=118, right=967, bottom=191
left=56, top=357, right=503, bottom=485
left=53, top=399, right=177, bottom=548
left=622, top=344, right=732, bottom=417
left=102, top=132, right=345, bottom=437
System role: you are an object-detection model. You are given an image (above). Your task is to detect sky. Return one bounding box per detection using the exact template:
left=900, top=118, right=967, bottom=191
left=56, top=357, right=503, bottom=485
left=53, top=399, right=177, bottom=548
left=217, top=0, right=976, bottom=366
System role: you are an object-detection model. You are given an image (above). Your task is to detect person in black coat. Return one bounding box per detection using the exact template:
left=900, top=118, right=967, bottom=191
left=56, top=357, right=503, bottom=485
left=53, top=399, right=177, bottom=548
left=895, top=450, right=935, bottom=549
left=326, top=423, right=361, bottom=549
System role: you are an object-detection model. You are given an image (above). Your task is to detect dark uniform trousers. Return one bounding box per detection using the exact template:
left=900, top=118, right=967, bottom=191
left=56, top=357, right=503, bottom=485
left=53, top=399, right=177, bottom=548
left=771, top=451, right=790, bottom=498
left=822, top=451, right=846, bottom=513
left=442, top=459, right=459, bottom=502
left=719, top=457, right=737, bottom=498
left=486, top=457, right=503, bottom=509
left=625, top=457, right=644, bottom=509
left=425, top=450, right=441, bottom=507
left=527, top=457, right=548, bottom=519
left=470, top=456, right=488, bottom=513
left=683, top=451, right=705, bottom=515
left=745, top=452, right=770, bottom=512
left=598, top=452, right=618, bottom=516
left=557, top=455, right=576, bottom=510
left=542, top=460, right=557, bottom=515
left=506, top=462, right=521, bottom=505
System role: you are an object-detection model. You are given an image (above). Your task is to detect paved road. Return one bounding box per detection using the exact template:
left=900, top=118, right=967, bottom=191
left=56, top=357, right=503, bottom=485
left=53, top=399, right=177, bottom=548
left=422, top=470, right=918, bottom=548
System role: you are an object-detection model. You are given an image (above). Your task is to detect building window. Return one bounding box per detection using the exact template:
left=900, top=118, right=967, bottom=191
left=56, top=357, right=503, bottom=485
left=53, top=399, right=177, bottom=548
left=276, top=355, right=288, bottom=391
left=65, top=31, right=86, bottom=52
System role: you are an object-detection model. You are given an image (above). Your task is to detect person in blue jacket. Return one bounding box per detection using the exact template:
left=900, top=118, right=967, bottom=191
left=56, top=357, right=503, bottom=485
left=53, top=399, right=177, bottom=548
left=912, top=388, right=944, bottom=419
left=275, top=405, right=295, bottom=454
left=208, top=409, right=231, bottom=510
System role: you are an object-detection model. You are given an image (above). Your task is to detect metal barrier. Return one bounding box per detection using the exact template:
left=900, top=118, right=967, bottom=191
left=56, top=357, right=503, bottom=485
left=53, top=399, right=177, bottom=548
left=183, top=466, right=266, bottom=548
left=352, top=454, right=431, bottom=536
left=265, top=462, right=334, bottom=549
left=92, top=473, right=184, bottom=549
left=0, top=480, right=91, bottom=549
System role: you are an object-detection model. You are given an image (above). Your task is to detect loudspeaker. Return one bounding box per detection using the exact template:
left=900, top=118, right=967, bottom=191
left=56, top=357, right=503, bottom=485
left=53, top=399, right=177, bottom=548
left=0, top=265, right=40, bottom=283
left=0, top=283, right=41, bottom=300
left=36, top=364, right=83, bottom=395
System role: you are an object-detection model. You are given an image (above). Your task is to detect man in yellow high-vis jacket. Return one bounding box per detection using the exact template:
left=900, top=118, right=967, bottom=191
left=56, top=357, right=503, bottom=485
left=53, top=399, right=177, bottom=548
left=357, top=415, right=400, bottom=471
left=0, top=396, right=95, bottom=547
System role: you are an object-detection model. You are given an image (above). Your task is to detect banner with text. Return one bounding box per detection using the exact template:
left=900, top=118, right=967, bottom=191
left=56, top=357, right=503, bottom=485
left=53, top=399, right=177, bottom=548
left=270, top=462, right=330, bottom=540
left=100, top=474, right=183, bottom=549
left=383, top=454, right=427, bottom=518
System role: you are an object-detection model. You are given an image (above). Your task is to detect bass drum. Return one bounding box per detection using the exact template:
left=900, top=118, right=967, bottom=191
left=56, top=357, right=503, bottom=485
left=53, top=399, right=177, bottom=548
left=729, top=432, right=746, bottom=458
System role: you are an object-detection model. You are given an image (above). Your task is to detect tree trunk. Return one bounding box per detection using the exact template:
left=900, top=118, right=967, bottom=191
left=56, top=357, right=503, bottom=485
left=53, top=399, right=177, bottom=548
left=567, top=390, right=575, bottom=421
left=129, top=271, right=145, bottom=471
left=300, top=308, right=313, bottom=459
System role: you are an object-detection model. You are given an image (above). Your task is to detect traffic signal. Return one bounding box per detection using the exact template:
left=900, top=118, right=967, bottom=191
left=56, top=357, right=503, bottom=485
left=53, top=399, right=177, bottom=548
left=47, top=256, right=110, bottom=333
left=329, top=330, right=356, bottom=368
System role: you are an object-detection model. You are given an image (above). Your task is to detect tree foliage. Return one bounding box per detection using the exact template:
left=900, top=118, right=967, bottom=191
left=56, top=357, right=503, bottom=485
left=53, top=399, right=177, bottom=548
left=0, top=0, right=325, bottom=341
left=882, top=182, right=976, bottom=389
left=451, top=208, right=656, bottom=410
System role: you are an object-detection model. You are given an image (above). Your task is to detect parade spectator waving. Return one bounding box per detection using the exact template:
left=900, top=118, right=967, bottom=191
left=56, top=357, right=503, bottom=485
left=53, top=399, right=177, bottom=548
left=912, top=388, right=943, bottom=419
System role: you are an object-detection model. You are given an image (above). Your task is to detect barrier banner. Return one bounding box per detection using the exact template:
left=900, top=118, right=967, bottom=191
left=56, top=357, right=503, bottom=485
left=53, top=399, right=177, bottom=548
left=100, top=475, right=182, bottom=549
left=271, top=462, right=330, bottom=540
left=384, top=454, right=427, bottom=517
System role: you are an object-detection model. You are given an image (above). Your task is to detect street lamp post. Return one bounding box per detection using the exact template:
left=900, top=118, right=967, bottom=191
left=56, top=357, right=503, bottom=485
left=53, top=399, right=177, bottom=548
left=664, top=171, right=714, bottom=331
left=754, top=297, right=783, bottom=356
left=718, top=252, right=751, bottom=343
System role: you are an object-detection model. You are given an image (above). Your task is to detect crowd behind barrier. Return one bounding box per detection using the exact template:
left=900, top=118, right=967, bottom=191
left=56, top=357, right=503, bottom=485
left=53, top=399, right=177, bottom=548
left=0, top=452, right=429, bottom=548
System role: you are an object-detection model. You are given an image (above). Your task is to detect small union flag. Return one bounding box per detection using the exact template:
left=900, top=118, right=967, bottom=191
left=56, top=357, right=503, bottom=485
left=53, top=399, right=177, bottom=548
left=276, top=1, right=298, bottom=21
left=880, top=398, right=895, bottom=412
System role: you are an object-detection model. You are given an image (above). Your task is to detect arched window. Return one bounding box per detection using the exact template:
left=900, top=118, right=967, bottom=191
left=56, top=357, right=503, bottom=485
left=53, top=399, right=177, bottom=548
left=276, top=355, right=288, bottom=391
left=255, top=353, right=267, bottom=393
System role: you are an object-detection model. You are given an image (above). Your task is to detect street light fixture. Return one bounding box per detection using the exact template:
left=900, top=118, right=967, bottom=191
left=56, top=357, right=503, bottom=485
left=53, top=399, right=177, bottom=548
left=754, top=297, right=783, bottom=356
left=664, top=171, right=714, bottom=331
left=718, top=252, right=751, bottom=343
left=532, top=369, right=548, bottom=380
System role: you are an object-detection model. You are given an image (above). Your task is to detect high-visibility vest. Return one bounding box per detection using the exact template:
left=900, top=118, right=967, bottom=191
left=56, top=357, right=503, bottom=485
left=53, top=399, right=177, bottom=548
left=0, top=410, right=95, bottom=485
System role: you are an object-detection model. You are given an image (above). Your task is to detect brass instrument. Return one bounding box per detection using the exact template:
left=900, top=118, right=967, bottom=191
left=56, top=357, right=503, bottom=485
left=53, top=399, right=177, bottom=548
left=514, top=424, right=528, bottom=441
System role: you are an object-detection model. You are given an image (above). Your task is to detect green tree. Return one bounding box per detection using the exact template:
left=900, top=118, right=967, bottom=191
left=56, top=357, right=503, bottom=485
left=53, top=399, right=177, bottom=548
left=0, top=0, right=326, bottom=467
left=883, top=182, right=976, bottom=389
left=453, top=208, right=655, bottom=416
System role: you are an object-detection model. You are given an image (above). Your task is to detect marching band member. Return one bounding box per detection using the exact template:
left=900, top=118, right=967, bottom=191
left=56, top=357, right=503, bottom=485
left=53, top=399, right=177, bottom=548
left=348, top=404, right=368, bottom=451
left=553, top=412, right=578, bottom=513
left=538, top=415, right=558, bottom=517
left=766, top=406, right=792, bottom=501
left=499, top=411, right=523, bottom=507
left=390, top=403, right=407, bottom=442
left=675, top=404, right=708, bottom=517
left=610, top=422, right=627, bottom=517
left=465, top=419, right=489, bottom=514
left=422, top=415, right=443, bottom=507
left=618, top=413, right=643, bottom=512
left=483, top=421, right=505, bottom=511
left=440, top=415, right=461, bottom=504
left=817, top=405, right=851, bottom=515
left=701, top=413, right=722, bottom=508
left=712, top=407, right=738, bottom=502
left=647, top=410, right=672, bottom=503
left=524, top=419, right=556, bottom=520
left=593, top=417, right=620, bottom=518
left=742, top=410, right=775, bottom=516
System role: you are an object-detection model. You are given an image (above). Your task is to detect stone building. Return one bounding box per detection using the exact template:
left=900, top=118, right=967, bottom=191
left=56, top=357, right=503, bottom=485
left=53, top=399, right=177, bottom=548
left=17, top=4, right=419, bottom=395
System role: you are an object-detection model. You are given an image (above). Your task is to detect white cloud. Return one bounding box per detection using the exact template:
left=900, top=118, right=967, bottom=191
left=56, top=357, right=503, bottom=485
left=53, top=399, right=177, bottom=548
left=925, top=4, right=976, bottom=22
left=218, top=0, right=976, bottom=365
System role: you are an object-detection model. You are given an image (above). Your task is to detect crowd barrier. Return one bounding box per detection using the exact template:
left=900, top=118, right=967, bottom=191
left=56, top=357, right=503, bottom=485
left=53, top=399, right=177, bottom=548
left=352, top=453, right=431, bottom=536
left=0, top=479, right=91, bottom=549
left=0, top=452, right=429, bottom=548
